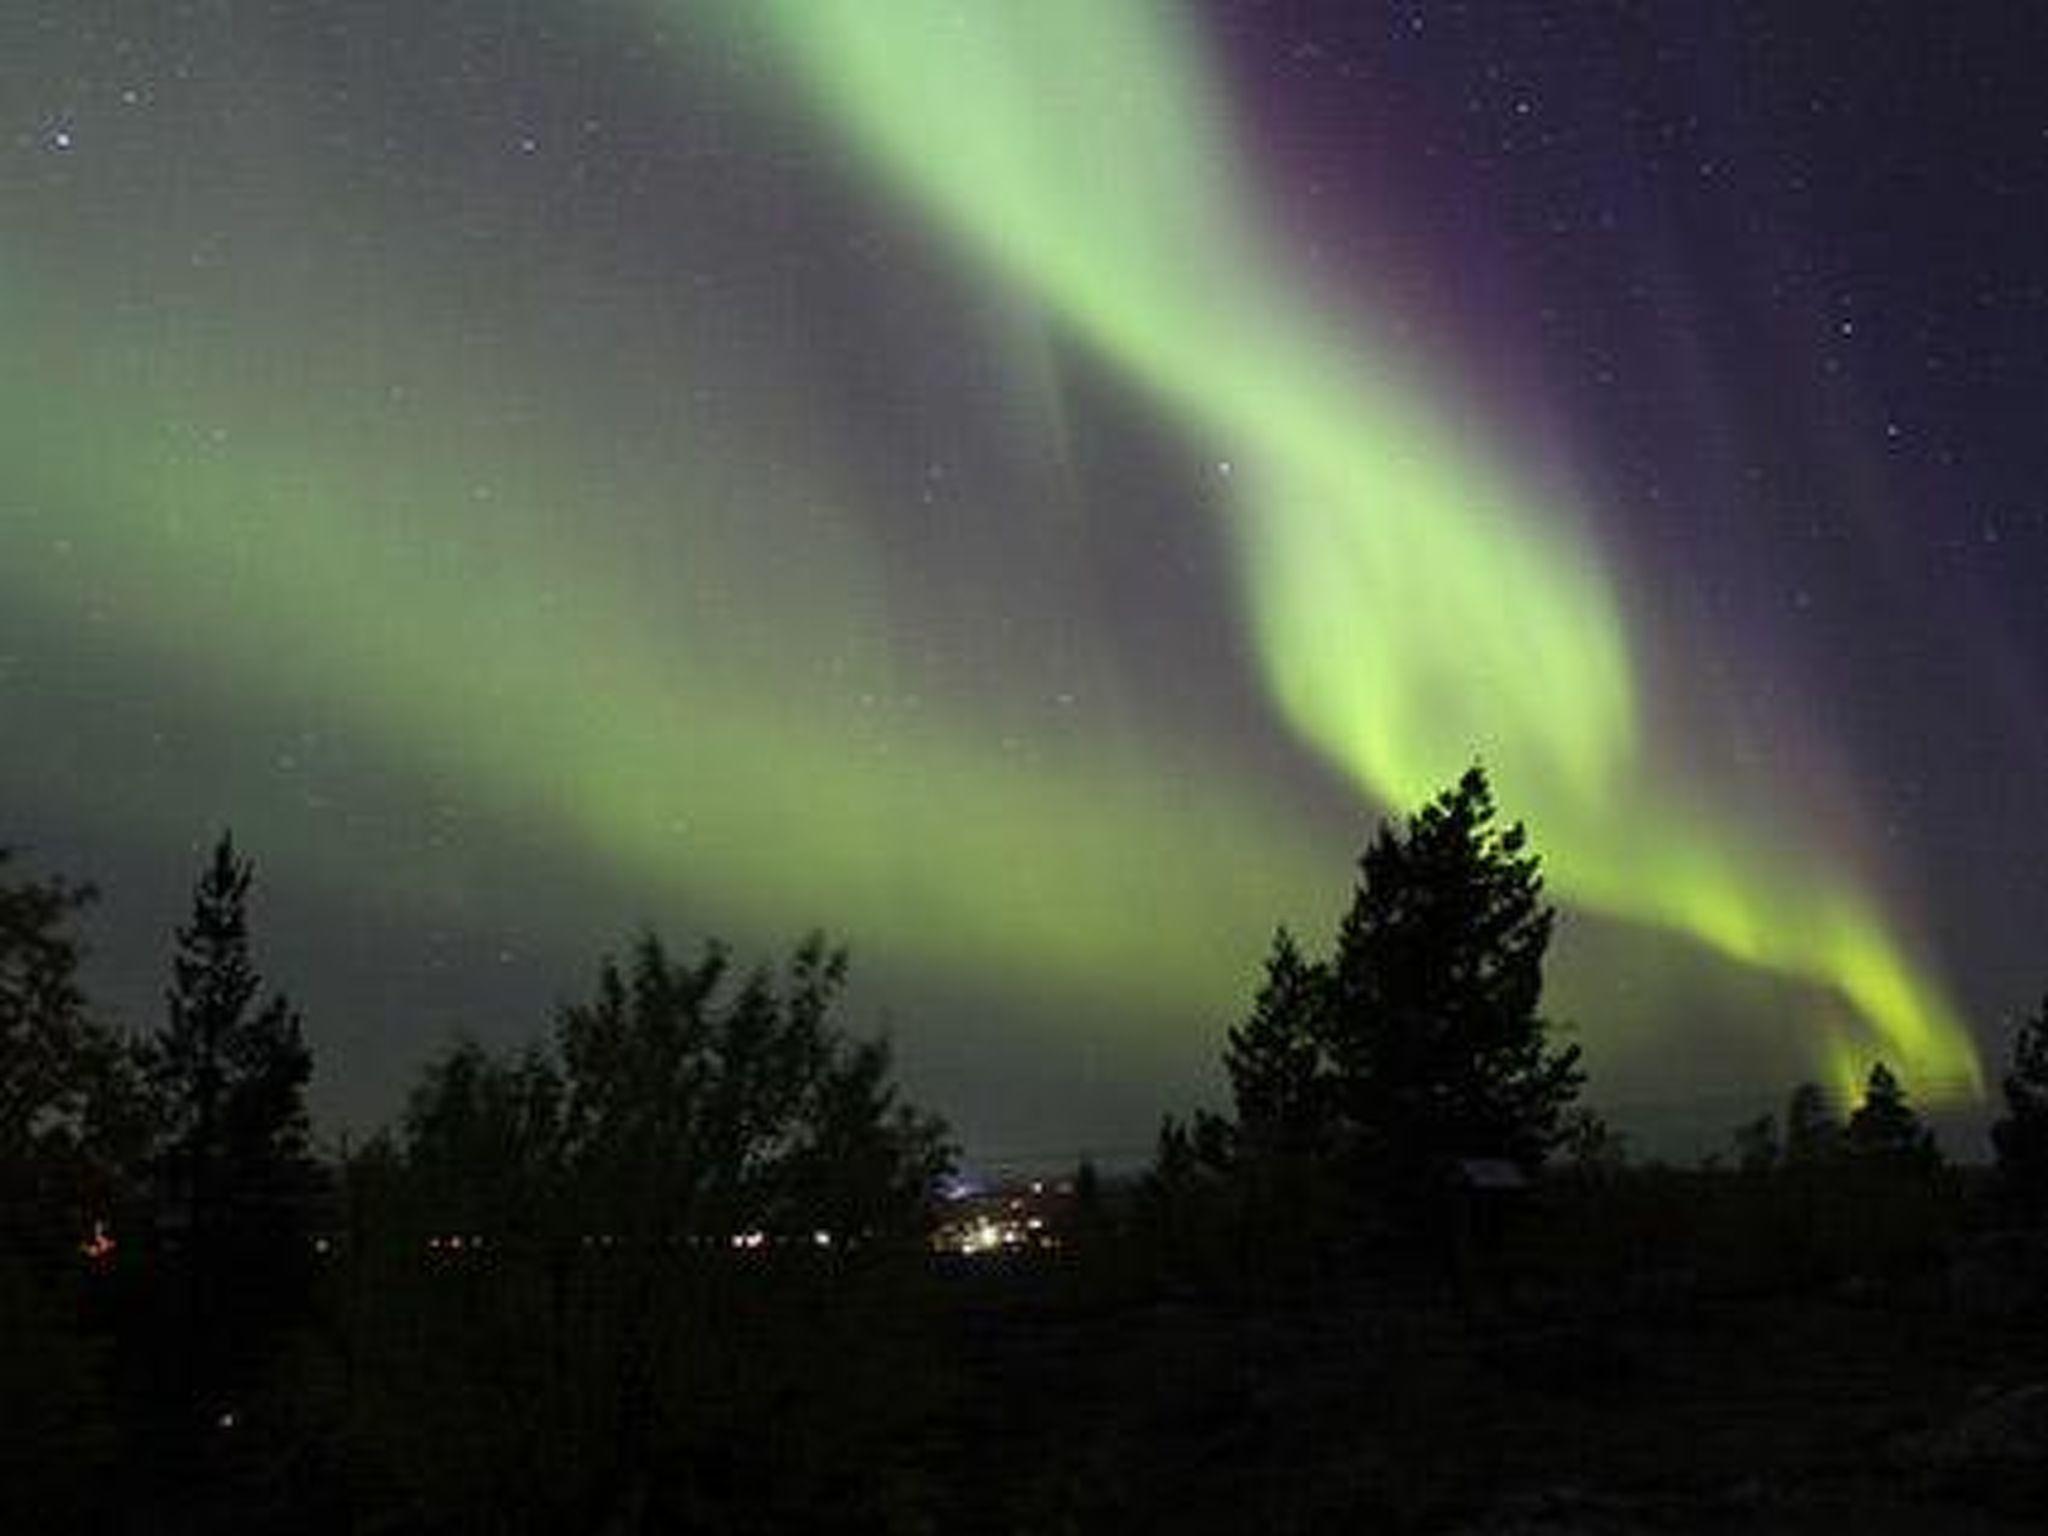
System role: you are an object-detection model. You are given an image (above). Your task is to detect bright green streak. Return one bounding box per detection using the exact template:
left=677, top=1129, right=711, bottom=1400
left=711, top=0, right=1981, bottom=1093
left=0, top=275, right=1328, bottom=1023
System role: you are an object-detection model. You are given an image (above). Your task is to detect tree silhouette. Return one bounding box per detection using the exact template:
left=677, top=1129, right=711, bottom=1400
left=1324, top=766, right=1583, bottom=1194
left=1158, top=768, right=1583, bottom=1277
left=1783, top=1082, right=1840, bottom=1166
left=1, top=849, right=140, bottom=1511
left=462, top=930, right=951, bottom=1523
left=1732, top=1111, right=1781, bottom=1174
left=1842, top=1062, right=1940, bottom=1170
left=1559, top=1105, right=1627, bottom=1179
left=1992, top=997, right=2048, bottom=1218
left=143, top=832, right=315, bottom=1400
left=400, top=1037, right=564, bottom=1243
left=1224, top=927, right=1329, bottom=1161
left=1, top=850, right=145, bottom=1245
left=2, top=851, right=97, bottom=1170
left=550, top=930, right=950, bottom=1247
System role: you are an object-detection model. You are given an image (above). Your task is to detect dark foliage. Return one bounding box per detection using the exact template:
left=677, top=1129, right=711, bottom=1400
left=1843, top=1061, right=1942, bottom=1171
left=1140, top=1109, right=1242, bottom=1285
left=1731, top=1110, right=1781, bottom=1174
left=1324, top=766, right=1583, bottom=1188
left=327, top=929, right=957, bottom=1530
left=1701, top=1071, right=1954, bottom=1289
left=1151, top=769, right=1584, bottom=1285
left=1557, top=1105, right=1627, bottom=1182
left=545, top=930, right=953, bottom=1245
left=1992, top=997, right=2048, bottom=1219
left=147, top=834, right=315, bottom=1202
left=0, top=850, right=137, bottom=1523
left=400, top=1036, right=565, bottom=1242
left=11, top=827, right=2040, bottom=1534
left=1783, top=1081, right=1840, bottom=1166
left=141, top=833, right=320, bottom=1422
left=1, top=849, right=146, bottom=1236
left=1225, top=927, right=1330, bottom=1162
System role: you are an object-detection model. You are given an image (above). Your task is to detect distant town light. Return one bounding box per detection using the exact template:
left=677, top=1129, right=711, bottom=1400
left=80, top=1219, right=116, bottom=1265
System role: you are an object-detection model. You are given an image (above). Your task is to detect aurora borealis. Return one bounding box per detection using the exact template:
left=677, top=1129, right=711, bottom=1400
left=5, top=2, right=2044, bottom=1155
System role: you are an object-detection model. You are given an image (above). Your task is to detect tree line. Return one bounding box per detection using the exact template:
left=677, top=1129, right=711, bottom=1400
left=7, top=771, right=2048, bottom=1528
left=1138, top=767, right=2048, bottom=1290
left=2, top=833, right=956, bottom=1529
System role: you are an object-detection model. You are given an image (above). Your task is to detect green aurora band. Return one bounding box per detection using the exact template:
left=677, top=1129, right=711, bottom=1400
left=704, top=0, right=1983, bottom=1096
left=3, top=263, right=1332, bottom=1024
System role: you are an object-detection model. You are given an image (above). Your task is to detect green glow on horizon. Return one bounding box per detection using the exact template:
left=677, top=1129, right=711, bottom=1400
left=711, top=0, right=1982, bottom=1092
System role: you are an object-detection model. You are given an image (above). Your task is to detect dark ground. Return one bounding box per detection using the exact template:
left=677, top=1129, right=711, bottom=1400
left=917, top=1257, right=2048, bottom=1534
left=8, top=1228, right=2048, bottom=1532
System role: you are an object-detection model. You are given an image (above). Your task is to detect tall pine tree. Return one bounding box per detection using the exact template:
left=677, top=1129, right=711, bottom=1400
left=147, top=832, right=314, bottom=1359
left=1783, top=1081, right=1841, bottom=1166
left=1224, top=927, right=1328, bottom=1160
left=1842, top=1061, right=1940, bottom=1170
left=1325, top=766, right=1583, bottom=1187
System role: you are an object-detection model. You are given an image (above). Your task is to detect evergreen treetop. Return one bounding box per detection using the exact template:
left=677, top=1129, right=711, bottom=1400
left=1325, top=765, right=1583, bottom=1179
left=1224, top=926, right=1328, bottom=1160
left=149, top=833, right=312, bottom=1207
left=1992, top=996, right=2048, bottom=1214
left=1783, top=1081, right=1841, bottom=1166
left=1841, top=1061, right=1940, bottom=1170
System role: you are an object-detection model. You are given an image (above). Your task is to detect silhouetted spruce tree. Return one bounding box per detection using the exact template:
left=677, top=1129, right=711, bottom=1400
left=1325, top=766, right=1583, bottom=1198
left=1842, top=1062, right=1940, bottom=1170
left=1224, top=927, right=1329, bottom=1160
left=1151, top=1109, right=1235, bottom=1187
left=1782, top=1081, right=1840, bottom=1166
left=145, top=833, right=315, bottom=1389
left=1833, top=1063, right=1950, bottom=1277
left=1141, top=1108, right=1237, bottom=1281
left=1992, top=997, right=2048, bottom=1219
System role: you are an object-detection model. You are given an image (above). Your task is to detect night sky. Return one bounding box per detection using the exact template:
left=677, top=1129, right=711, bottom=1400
left=5, top=1, right=2044, bottom=1164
